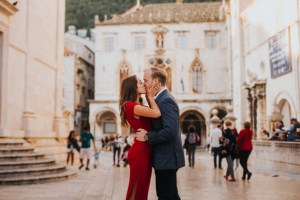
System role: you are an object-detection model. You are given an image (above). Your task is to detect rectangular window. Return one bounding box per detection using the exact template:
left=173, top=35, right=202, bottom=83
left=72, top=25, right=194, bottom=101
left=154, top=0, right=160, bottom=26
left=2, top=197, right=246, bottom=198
left=178, top=35, right=187, bottom=48
left=134, top=36, right=144, bottom=50
left=206, top=32, right=217, bottom=48
left=104, top=122, right=116, bottom=133
left=105, top=37, right=114, bottom=51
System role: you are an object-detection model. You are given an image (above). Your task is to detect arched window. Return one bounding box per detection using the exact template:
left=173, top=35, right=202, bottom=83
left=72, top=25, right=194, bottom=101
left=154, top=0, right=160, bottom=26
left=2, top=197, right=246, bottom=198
left=120, top=62, right=129, bottom=85
left=192, top=61, right=202, bottom=93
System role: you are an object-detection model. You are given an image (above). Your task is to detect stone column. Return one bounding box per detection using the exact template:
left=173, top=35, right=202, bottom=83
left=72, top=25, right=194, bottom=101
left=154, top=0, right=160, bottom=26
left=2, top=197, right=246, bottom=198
left=210, top=109, right=222, bottom=130
left=22, top=6, right=37, bottom=137
left=224, top=105, right=237, bottom=127
left=246, top=88, right=252, bottom=122
left=54, top=0, right=66, bottom=138
left=256, top=96, right=264, bottom=140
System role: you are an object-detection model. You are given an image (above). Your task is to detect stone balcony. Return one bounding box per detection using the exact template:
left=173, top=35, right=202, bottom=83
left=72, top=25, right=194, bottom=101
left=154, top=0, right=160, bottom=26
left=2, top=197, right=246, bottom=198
left=250, top=141, right=300, bottom=175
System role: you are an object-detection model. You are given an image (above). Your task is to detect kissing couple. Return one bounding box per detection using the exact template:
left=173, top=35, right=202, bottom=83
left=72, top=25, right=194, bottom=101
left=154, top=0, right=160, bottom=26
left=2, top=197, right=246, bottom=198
left=119, top=67, right=185, bottom=200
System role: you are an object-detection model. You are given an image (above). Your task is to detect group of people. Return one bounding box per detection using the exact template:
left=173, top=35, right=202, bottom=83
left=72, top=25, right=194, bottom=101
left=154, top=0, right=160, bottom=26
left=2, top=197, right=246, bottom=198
left=267, top=118, right=300, bottom=141
left=66, top=127, right=98, bottom=170
left=66, top=66, right=257, bottom=199
left=210, top=120, right=253, bottom=182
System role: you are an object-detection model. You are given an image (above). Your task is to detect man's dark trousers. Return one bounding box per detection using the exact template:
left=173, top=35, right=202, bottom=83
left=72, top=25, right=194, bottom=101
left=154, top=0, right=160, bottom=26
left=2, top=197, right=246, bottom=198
left=155, top=169, right=180, bottom=200
left=213, top=146, right=222, bottom=168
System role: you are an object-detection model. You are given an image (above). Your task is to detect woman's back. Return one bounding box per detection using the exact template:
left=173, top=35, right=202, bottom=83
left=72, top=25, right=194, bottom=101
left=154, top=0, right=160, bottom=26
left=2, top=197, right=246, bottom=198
left=125, top=102, right=152, bottom=133
left=238, top=128, right=253, bottom=150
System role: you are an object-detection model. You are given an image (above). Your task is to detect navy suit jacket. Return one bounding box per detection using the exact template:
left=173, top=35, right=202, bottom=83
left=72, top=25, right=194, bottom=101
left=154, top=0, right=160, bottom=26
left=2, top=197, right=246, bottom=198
left=147, top=89, right=185, bottom=170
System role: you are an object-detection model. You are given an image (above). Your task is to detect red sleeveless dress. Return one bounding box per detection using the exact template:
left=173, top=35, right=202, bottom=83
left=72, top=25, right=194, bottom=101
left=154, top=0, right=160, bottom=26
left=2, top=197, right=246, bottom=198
left=125, top=102, right=152, bottom=200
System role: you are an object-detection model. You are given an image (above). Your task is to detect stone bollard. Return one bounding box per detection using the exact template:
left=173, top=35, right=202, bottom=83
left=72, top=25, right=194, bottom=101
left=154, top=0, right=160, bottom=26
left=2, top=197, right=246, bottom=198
left=210, top=109, right=222, bottom=130
left=224, top=105, right=237, bottom=128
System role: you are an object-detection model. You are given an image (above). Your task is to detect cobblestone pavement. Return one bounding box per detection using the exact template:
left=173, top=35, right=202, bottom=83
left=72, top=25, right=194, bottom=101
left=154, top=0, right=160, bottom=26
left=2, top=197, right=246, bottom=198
left=1, top=149, right=300, bottom=200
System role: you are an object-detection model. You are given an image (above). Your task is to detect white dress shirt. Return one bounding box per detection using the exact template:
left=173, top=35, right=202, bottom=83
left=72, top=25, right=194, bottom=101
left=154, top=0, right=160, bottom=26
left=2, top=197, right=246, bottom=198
left=154, top=87, right=168, bottom=100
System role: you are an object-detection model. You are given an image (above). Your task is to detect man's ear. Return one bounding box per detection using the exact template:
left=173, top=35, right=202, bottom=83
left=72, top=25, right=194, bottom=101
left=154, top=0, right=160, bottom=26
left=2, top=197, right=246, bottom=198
left=153, top=78, right=159, bottom=84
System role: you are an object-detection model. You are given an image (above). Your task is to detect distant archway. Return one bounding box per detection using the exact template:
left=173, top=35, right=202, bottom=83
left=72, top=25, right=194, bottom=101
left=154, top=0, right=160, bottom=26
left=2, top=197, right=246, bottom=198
left=278, top=99, right=291, bottom=128
left=96, top=111, right=117, bottom=135
left=180, top=110, right=206, bottom=146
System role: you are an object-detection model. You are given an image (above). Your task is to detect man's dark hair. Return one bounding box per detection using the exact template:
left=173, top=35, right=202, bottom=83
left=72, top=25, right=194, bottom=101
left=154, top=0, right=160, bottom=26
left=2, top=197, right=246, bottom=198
left=244, top=121, right=251, bottom=129
left=278, top=120, right=284, bottom=125
left=83, top=127, right=89, bottom=131
left=188, top=125, right=196, bottom=133
left=291, top=118, right=297, bottom=122
left=150, top=67, right=167, bottom=86
left=217, top=124, right=222, bottom=128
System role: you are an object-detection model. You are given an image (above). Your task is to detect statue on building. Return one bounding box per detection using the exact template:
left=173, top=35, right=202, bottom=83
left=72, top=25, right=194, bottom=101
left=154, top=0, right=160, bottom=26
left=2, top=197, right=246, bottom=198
left=156, top=33, right=164, bottom=48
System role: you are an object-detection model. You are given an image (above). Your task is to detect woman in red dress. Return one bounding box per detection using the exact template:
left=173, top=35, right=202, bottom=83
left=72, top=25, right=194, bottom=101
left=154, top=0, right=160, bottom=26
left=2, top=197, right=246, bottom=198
left=119, top=75, right=161, bottom=200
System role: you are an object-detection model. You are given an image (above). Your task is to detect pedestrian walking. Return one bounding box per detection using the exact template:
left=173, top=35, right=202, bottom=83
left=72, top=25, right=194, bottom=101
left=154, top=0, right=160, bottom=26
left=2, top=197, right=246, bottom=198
left=105, top=136, right=109, bottom=151
left=211, top=124, right=223, bottom=169
left=101, top=137, right=105, bottom=150
left=113, top=134, right=122, bottom=167
left=205, top=135, right=211, bottom=153
left=237, top=121, right=253, bottom=180
left=184, top=125, right=199, bottom=168
left=93, top=151, right=100, bottom=168
left=79, top=127, right=97, bottom=171
left=121, top=137, right=131, bottom=167
left=222, top=120, right=237, bottom=182
left=66, top=130, right=80, bottom=166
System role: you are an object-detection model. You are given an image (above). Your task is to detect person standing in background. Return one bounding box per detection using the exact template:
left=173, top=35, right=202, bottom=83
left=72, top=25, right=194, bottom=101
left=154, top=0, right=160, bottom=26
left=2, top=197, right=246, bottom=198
left=237, top=122, right=253, bottom=180
left=211, top=124, right=223, bottom=169
left=79, top=127, right=97, bottom=171
left=184, top=125, right=199, bottom=168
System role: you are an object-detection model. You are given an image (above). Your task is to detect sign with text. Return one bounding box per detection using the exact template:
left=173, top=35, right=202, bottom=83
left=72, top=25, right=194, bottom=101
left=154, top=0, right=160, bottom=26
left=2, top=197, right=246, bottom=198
left=269, top=28, right=292, bottom=78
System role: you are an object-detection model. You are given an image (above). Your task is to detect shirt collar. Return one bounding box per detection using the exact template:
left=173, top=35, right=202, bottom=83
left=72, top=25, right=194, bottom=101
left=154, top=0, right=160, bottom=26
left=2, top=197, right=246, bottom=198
left=154, top=87, right=167, bottom=100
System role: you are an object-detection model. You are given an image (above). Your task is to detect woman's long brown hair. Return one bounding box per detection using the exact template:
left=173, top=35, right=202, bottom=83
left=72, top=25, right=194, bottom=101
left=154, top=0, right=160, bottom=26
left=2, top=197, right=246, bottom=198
left=119, top=75, right=143, bottom=127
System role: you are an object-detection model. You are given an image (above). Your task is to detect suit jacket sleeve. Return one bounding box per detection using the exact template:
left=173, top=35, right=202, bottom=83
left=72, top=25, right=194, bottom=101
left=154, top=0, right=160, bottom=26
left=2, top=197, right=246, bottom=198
left=147, top=99, right=179, bottom=145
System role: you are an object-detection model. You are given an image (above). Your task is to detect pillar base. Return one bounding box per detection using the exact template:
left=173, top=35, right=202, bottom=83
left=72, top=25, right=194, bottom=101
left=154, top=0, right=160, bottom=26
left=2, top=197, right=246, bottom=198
left=54, top=117, right=67, bottom=138
left=22, top=112, right=37, bottom=138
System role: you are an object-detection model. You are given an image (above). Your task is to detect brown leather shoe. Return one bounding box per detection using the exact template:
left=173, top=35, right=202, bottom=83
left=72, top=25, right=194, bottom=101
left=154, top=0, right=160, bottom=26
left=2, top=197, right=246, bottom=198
left=229, top=178, right=236, bottom=182
left=223, top=175, right=228, bottom=180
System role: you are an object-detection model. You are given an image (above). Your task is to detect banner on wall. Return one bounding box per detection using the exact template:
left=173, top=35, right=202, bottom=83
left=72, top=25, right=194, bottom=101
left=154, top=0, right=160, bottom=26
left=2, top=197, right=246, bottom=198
left=269, top=28, right=292, bottom=78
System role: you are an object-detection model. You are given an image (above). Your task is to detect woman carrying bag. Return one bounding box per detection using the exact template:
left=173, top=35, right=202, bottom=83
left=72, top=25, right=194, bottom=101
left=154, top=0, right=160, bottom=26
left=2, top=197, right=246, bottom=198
left=237, top=121, right=253, bottom=180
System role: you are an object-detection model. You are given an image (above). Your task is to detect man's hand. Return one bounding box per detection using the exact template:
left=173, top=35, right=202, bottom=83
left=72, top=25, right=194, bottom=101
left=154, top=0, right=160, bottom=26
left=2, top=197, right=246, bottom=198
left=136, top=128, right=147, bottom=141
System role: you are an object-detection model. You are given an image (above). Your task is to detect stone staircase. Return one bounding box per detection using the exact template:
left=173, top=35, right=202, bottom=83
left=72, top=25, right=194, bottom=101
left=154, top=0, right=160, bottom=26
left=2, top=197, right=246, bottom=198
left=0, top=140, right=77, bottom=185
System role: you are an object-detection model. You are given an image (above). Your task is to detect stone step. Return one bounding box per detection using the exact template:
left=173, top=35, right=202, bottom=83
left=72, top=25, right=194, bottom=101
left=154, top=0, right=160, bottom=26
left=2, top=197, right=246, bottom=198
left=0, top=163, right=67, bottom=178
left=0, top=158, right=56, bottom=170
left=0, top=141, right=23, bottom=147
left=0, top=147, right=34, bottom=155
left=0, top=169, right=77, bottom=185
left=0, top=153, right=45, bottom=162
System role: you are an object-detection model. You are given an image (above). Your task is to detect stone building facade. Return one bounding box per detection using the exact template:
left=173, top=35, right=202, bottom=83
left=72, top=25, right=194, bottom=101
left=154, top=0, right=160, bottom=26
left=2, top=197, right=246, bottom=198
left=0, top=0, right=67, bottom=161
left=64, top=26, right=95, bottom=135
left=90, top=0, right=232, bottom=146
left=230, top=0, right=300, bottom=139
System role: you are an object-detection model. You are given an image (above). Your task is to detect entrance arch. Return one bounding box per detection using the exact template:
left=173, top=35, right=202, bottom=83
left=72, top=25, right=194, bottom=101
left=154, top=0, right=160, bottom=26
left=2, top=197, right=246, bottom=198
left=278, top=99, right=291, bottom=127
left=96, top=111, right=117, bottom=137
left=180, top=110, right=206, bottom=146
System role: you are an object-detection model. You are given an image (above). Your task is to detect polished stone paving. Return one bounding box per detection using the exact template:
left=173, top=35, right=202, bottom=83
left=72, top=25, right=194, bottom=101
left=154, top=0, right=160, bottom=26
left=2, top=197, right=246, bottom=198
left=1, top=149, right=300, bottom=200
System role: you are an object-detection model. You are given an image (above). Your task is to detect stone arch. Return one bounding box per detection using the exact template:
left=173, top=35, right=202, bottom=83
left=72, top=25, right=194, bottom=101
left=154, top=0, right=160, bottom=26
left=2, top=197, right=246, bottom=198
left=180, top=108, right=206, bottom=146
left=91, top=107, right=120, bottom=140
left=275, top=91, right=297, bottom=119
left=277, top=99, right=291, bottom=127
left=189, top=57, right=205, bottom=93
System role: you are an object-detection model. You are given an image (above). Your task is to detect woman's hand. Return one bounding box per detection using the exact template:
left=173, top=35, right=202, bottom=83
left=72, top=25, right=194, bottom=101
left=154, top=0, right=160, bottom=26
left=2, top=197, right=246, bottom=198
left=147, top=83, right=161, bottom=98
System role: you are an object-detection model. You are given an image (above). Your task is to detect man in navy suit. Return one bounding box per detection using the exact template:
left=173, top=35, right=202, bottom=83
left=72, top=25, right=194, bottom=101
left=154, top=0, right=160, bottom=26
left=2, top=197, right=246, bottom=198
left=137, top=67, right=185, bottom=200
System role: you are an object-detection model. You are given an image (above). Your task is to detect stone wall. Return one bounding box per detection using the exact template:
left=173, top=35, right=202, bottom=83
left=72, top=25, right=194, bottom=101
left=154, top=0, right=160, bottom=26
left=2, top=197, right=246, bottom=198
left=249, top=141, right=300, bottom=175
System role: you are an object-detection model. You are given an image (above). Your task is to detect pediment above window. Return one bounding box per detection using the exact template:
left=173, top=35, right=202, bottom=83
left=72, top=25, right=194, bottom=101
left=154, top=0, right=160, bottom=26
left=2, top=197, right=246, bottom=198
left=0, top=0, right=18, bottom=16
